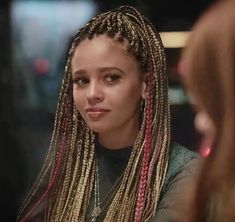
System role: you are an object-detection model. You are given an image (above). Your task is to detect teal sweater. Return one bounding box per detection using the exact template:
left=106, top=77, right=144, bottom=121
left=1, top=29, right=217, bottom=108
left=29, top=142, right=200, bottom=221
left=95, top=142, right=200, bottom=222
left=152, top=143, right=200, bottom=221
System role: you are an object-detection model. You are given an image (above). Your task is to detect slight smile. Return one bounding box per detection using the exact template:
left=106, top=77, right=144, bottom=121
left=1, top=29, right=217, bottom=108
left=85, top=108, right=111, bottom=120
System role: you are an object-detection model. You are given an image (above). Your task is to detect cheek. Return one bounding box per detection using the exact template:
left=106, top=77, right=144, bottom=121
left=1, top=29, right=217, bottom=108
left=73, top=89, right=84, bottom=113
left=112, top=84, right=142, bottom=109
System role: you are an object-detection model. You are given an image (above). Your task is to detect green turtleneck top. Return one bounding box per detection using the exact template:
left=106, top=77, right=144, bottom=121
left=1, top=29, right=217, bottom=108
left=30, top=142, right=200, bottom=221
left=95, top=142, right=200, bottom=221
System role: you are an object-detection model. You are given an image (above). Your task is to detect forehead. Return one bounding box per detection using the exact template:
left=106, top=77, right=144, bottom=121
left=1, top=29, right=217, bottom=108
left=74, top=34, right=129, bottom=57
left=71, top=34, right=139, bottom=71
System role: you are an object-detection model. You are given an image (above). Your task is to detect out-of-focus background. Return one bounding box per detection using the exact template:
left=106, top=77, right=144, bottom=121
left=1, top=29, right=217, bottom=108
left=0, top=0, right=214, bottom=221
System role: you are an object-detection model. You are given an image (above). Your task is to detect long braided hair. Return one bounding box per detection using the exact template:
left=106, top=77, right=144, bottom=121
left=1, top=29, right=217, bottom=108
left=17, top=5, right=170, bottom=222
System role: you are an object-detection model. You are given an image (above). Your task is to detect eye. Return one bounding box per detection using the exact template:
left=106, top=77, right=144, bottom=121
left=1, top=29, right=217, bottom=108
left=72, top=77, right=89, bottom=86
left=104, top=74, right=121, bottom=83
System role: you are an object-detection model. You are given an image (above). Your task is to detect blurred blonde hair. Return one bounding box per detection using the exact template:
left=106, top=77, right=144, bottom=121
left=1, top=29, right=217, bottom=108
left=181, top=0, right=235, bottom=221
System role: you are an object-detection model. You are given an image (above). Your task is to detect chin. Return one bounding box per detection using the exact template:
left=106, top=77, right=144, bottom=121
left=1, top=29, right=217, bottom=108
left=87, top=123, right=110, bottom=134
left=87, top=124, right=104, bottom=133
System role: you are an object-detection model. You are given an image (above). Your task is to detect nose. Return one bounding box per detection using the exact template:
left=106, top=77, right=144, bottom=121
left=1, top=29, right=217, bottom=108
left=86, top=81, right=104, bottom=104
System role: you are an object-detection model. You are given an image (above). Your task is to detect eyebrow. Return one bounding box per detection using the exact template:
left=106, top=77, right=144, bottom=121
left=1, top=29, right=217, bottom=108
left=72, top=67, right=125, bottom=77
left=72, top=69, right=86, bottom=77
left=97, top=67, right=125, bottom=74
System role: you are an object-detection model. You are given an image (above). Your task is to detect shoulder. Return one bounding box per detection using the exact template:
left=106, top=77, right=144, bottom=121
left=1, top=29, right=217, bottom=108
left=162, top=142, right=201, bottom=192
left=151, top=143, right=201, bottom=221
left=169, top=142, right=199, bottom=164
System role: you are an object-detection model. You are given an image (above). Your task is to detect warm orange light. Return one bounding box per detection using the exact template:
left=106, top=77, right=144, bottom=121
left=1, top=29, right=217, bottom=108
left=160, top=31, right=191, bottom=48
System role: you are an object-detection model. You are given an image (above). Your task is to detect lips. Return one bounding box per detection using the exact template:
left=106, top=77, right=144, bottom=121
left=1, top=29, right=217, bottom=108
left=85, top=108, right=110, bottom=119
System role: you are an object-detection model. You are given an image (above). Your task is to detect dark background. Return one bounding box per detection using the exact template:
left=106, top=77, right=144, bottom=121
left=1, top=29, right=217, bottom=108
left=0, top=0, right=214, bottom=221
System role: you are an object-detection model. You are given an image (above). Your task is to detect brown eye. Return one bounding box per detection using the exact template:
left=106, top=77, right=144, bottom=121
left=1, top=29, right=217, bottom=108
left=72, top=77, right=89, bottom=86
left=104, top=74, right=121, bottom=82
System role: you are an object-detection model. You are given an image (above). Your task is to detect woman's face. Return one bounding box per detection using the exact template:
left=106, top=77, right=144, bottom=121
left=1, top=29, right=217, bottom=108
left=71, top=34, right=146, bottom=134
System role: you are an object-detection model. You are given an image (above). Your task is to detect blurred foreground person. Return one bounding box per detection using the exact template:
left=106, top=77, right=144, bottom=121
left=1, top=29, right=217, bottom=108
left=180, top=0, right=235, bottom=221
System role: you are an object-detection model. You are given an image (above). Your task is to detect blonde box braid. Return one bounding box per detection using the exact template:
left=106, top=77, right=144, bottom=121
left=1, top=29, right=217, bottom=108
left=17, top=5, right=170, bottom=222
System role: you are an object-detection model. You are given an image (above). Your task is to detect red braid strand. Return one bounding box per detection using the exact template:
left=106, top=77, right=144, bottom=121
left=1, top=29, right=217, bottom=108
left=135, top=63, right=154, bottom=221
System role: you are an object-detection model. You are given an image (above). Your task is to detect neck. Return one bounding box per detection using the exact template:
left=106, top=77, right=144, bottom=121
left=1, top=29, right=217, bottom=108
left=98, top=123, right=139, bottom=150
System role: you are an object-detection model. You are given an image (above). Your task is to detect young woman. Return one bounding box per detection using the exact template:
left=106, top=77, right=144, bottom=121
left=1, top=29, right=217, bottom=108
left=17, top=6, right=199, bottom=222
left=180, top=0, right=235, bottom=221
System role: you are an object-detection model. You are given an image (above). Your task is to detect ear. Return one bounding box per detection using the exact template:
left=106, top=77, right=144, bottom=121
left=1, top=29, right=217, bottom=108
left=141, top=73, right=148, bottom=100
